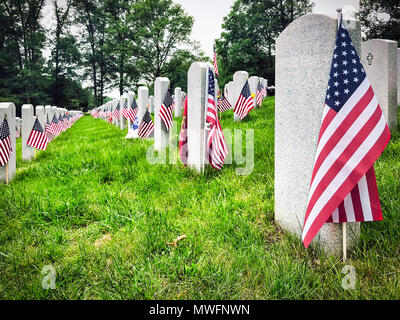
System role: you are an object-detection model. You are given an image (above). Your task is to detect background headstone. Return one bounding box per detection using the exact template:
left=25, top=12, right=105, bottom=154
left=45, top=105, right=53, bottom=124
left=174, top=87, right=182, bottom=117
left=154, top=77, right=170, bottom=151
left=36, top=106, right=46, bottom=129
left=120, top=96, right=127, bottom=130
left=224, top=81, right=234, bottom=106
left=248, top=76, right=259, bottom=108
left=275, top=13, right=361, bottom=256
left=149, top=95, right=154, bottom=114
left=362, top=39, right=398, bottom=130
left=0, top=103, right=16, bottom=183
left=232, top=71, right=249, bottom=121
left=21, top=104, right=35, bottom=161
left=138, top=86, right=149, bottom=125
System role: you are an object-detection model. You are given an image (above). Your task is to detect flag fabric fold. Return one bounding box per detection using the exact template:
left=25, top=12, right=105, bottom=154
left=27, top=118, right=49, bottom=151
left=179, top=95, right=188, bottom=165
left=0, top=117, right=12, bottom=166
left=159, top=89, right=174, bottom=131
left=234, top=80, right=254, bottom=120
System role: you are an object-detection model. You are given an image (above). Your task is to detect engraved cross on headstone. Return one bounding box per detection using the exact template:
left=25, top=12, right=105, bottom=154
left=366, top=53, right=373, bottom=65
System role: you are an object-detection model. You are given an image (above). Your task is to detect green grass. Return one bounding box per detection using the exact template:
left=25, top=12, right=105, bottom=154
left=0, top=97, right=399, bottom=299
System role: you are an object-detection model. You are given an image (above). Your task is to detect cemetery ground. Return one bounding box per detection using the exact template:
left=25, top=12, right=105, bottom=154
left=1, top=97, right=400, bottom=300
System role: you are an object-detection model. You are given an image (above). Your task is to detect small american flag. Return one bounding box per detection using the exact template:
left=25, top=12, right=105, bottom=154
left=256, top=81, right=263, bottom=106
left=206, top=67, right=228, bottom=170
left=218, top=92, right=232, bottom=112
left=179, top=95, right=188, bottom=165
left=122, top=98, right=138, bottom=123
left=45, top=114, right=54, bottom=142
left=301, top=15, right=391, bottom=248
left=107, top=110, right=113, bottom=123
left=138, top=110, right=154, bottom=139
left=234, top=80, right=254, bottom=120
left=27, top=118, right=49, bottom=151
left=58, top=115, right=66, bottom=132
left=159, top=89, right=174, bottom=131
left=15, top=127, right=20, bottom=138
left=0, top=117, right=12, bottom=166
left=113, top=102, right=121, bottom=121
left=213, top=43, right=219, bottom=78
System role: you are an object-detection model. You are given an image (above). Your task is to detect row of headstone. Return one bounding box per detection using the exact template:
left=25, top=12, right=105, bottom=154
left=1, top=102, right=82, bottom=183
left=275, top=13, right=398, bottom=257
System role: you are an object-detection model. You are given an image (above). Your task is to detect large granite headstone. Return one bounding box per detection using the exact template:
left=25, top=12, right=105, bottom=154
left=154, top=77, right=170, bottom=151
left=361, top=39, right=398, bottom=130
left=0, top=103, right=16, bottom=183
left=275, top=13, right=361, bottom=256
left=21, top=104, right=35, bottom=161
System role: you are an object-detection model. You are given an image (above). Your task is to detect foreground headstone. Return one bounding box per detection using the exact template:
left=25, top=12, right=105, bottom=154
left=362, top=39, right=398, bottom=130
left=232, top=71, right=249, bottom=121
left=187, top=62, right=209, bottom=172
left=21, top=104, right=35, bottom=161
left=0, top=103, right=16, bottom=183
left=275, top=13, right=361, bottom=256
left=174, top=87, right=182, bottom=117
left=154, top=77, right=170, bottom=151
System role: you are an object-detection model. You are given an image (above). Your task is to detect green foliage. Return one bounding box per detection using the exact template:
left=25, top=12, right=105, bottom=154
left=358, top=0, right=400, bottom=45
left=216, top=0, right=313, bottom=87
left=1, top=98, right=400, bottom=299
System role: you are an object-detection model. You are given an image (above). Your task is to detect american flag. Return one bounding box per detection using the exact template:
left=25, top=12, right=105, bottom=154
left=0, top=117, right=12, bottom=166
left=45, top=114, right=54, bottom=141
left=107, top=109, right=113, bottom=123
left=206, top=67, right=228, bottom=170
left=58, top=115, right=66, bottom=132
left=48, top=115, right=60, bottom=136
left=213, top=43, right=219, bottom=78
left=113, top=102, right=121, bottom=121
left=159, top=89, right=174, bottom=131
left=15, top=127, right=20, bottom=138
left=138, top=110, right=154, bottom=139
left=256, top=81, right=263, bottom=106
left=27, top=118, right=49, bottom=151
left=179, top=95, right=188, bottom=165
left=301, top=15, right=391, bottom=248
left=234, top=80, right=254, bottom=120
left=218, top=92, right=232, bottom=112
left=122, top=98, right=138, bottom=123
left=91, top=109, right=99, bottom=118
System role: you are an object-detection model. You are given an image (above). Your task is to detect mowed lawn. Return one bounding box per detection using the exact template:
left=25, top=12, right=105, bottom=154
left=0, top=97, right=400, bottom=299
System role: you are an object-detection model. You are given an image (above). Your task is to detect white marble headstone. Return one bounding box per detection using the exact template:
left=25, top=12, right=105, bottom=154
left=0, top=103, right=16, bottom=183
left=174, top=87, right=182, bottom=117
left=22, top=104, right=35, bottom=161
left=154, top=77, right=170, bottom=151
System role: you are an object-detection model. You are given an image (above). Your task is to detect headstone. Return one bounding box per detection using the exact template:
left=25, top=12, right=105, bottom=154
left=149, top=95, right=154, bottom=114
left=232, top=71, right=249, bottom=121
left=16, top=117, right=22, bottom=135
left=21, top=104, right=35, bottom=161
left=187, top=62, right=209, bottom=172
left=398, top=48, right=400, bottom=105
left=0, top=103, right=16, bottom=183
left=138, top=86, right=149, bottom=124
left=120, top=96, right=127, bottom=130
left=361, top=39, right=398, bottom=130
left=275, top=13, right=361, bottom=256
left=51, top=106, right=58, bottom=119
left=127, top=92, right=135, bottom=128
left=45, top=105, right=53, bottom=124
left=154, top=77, right=170, bottom=151
left=174, top=87, right=182, bottom=117
left=36, top=106, right=46, bottom=129
left=248, top=76, right=259, bottom=108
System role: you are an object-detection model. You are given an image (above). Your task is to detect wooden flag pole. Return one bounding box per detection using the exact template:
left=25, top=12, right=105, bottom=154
left=336, top=7, right=347, bottom=262
left=34, top=148, right=37, bottom=160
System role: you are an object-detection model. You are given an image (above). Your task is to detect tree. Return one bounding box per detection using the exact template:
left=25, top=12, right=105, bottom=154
left=358, top=0, right=400, bottom=45
left=131, top=0, right=194, bottom=83
left=216, top=0, right=313, bottom=86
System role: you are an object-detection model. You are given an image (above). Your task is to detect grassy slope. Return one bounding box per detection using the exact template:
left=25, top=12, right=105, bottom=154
left=0, top=97, right=399, bottom=299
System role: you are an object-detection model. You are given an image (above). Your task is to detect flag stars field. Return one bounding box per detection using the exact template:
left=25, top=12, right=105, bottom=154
left=1, top=97, right=400, bottom=299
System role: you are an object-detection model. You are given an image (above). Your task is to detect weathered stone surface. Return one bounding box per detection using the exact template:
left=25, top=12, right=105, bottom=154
left=154, top=77, right=170, bottom=151
left=174, top=87, right=182, bottom=117
left=187, top=62, right=209, bottom=172
left=275, top=14, right=361, bottom=256
left=0, top=103, right=16, bottom=183
left=362, top=39, right=398, bottom=130
left=21, top=104, right=35, bottom=161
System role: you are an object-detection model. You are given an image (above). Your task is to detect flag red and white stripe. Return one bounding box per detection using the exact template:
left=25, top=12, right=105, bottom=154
left=179, top=95, right=188, bottom=165
left=234, top=81, right=254, bottom=120
left=27, top=118, right=49, bottom=151
left=0, top=117, right=12, bottom=166
left=159, top=89, right=174, bottom=131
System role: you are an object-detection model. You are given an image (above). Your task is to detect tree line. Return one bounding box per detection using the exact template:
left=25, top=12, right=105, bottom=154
left=0, top=0, right=205, bottom=111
